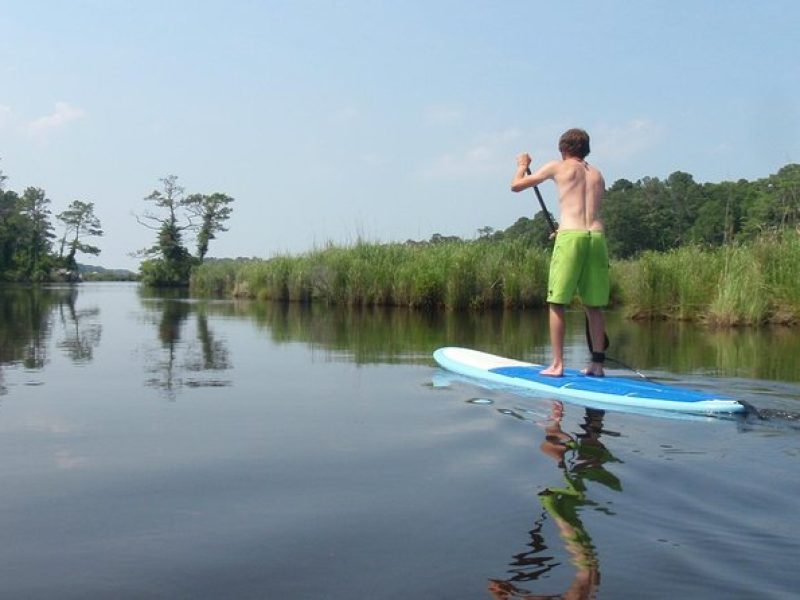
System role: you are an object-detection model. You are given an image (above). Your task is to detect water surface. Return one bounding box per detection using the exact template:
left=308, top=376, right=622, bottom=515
left=0, top=283, right=798, bottom=598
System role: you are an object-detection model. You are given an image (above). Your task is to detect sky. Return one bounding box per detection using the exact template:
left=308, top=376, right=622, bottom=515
left=1, top=1, right=798, bottom=270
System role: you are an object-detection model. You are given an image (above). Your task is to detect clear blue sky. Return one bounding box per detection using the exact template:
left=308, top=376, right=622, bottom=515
left=1, top=1, right=798, bottom=269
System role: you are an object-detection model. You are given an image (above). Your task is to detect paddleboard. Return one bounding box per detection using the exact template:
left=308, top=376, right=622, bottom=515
left=433, top=347, right=745, bottom=414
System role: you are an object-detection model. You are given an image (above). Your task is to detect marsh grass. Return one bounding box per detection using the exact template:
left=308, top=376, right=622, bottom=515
left=706, top=246, right=769, bottom=326
left=189, top=259, right=239, bottom=296
left=754, top=231, right=800, bottom=323
left=192, top=232, right=799, bottom=325
left=613, top=246, right=721, bottom=321
left=614, top=231, right=800, bottom=326
left=192, top=239, right=552, bottom=310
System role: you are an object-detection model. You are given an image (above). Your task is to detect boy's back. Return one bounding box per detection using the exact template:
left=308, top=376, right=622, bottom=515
left=551, top=158, right=605, bottom=232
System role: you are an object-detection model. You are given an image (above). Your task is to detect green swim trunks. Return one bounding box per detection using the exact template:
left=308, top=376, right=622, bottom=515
left=547, top=230, right=610, bottom=307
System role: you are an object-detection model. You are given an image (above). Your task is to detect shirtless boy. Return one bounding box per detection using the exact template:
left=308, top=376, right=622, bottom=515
left=510, top=128, right=609, bottom=377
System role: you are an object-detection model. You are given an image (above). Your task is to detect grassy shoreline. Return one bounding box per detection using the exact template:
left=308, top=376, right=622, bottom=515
left=191, top=232, right=800, bottom=326
left=613, top=232, right=799, bottom=325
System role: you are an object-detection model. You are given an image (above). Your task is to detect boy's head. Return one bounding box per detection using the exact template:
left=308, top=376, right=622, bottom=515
left=558, top=128, right=590, bottom=159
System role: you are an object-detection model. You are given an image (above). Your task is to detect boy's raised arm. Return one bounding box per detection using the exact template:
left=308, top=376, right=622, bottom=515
left=511, top=154, right=559, bottom=192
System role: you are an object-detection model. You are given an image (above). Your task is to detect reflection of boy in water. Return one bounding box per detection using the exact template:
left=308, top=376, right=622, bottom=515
left=489, top=402, right=619, bottom=600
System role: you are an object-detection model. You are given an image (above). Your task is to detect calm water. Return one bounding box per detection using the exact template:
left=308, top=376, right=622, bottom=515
left=1, top=283, right=798, bottom=599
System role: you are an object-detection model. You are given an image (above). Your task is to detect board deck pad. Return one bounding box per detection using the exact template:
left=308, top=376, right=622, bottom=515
left=491, top=366, right=722, bottom=402
left=433, top=347, right=745, bottom=414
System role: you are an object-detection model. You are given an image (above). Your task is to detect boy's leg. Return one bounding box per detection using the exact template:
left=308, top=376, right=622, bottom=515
left=541, top=303, right=566, bottom=376
left=582, top=306, right=605, bottom=376
left=543, top=232, right=589, bottom=377
left=578, top=232, right=609, bottom=376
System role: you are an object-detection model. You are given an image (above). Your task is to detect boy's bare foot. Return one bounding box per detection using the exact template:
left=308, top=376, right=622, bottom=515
left=581, top=363, right=604, bottom=377
left=540, top=364, right=564, bottom=377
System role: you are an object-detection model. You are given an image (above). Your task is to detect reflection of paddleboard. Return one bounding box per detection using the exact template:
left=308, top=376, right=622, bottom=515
left=433, top=347, right=745, bottom=414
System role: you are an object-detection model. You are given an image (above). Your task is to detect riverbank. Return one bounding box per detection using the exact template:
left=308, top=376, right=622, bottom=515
left=191, top=231, right=800, bottom=326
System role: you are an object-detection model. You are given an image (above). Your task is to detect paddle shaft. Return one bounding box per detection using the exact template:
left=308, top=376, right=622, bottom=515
left=525, top=167, right=558, bottom=234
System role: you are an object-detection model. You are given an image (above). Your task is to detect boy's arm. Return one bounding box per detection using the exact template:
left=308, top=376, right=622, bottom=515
left=511, top=154, right=559, bottom=192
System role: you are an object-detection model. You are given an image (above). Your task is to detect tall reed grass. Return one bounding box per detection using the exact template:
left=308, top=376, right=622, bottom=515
left=192, top=239, right=552, bottom=310
left=192, top=231, right=800, bottom=325
left=613, top=231, right=800, bottom=325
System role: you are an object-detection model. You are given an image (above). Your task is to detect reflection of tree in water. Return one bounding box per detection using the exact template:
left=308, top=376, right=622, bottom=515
left=57, top=297, right=102, bottom=362
left=188, top=312, right=231, bottom=373
left=142, top=294, right=231, bottom=399
left=0, top=286, right=56, bottom=371
left=489, top=404, right=621, bottom=600
left=202, top=300, right=552, bottom=366
left=0, top=286, right=99, bottom=393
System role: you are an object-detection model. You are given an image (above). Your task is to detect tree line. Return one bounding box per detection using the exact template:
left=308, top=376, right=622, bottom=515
left=0, top=165, right=103, bottom=281
left=477, top=163, right=800, bottom=258
left=601, top=163, right=800, bottom=258
left=0, top=162, right=233, bottom=285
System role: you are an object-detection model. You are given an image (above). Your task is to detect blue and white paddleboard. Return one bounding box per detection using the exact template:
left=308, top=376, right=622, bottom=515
left=433, top=347, right=745, bottom=414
